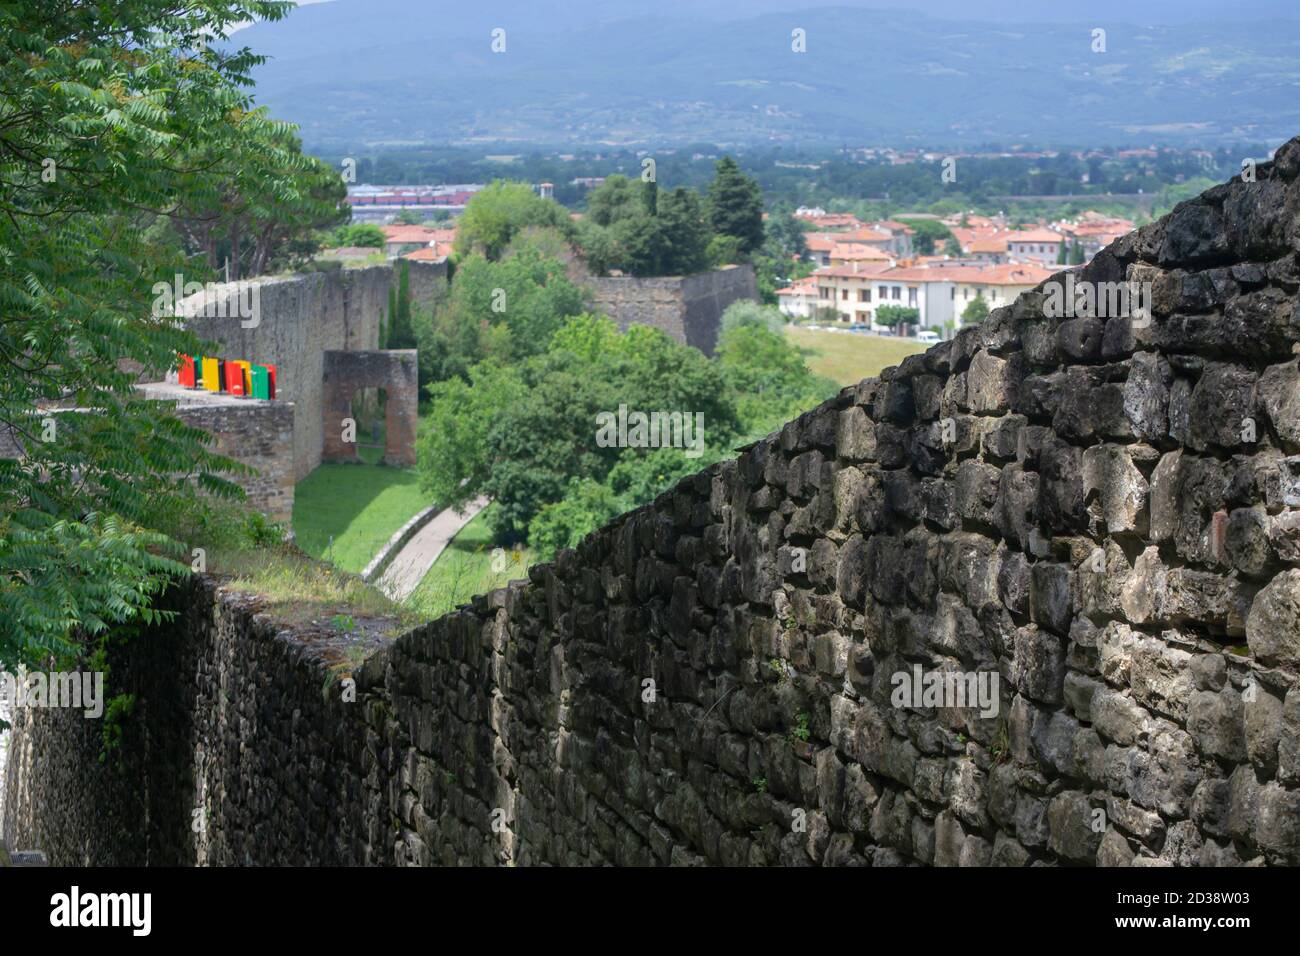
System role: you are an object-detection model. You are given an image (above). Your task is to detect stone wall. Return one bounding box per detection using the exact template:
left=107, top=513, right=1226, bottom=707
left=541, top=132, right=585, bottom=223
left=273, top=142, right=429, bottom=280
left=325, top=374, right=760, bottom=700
left=321, top=349, right=419, bottom=467
left=7, top=148, right=1300, bottom=866
left=405, top=258, right=449, bottom=314
left=589, top=264, right=757, bottom=355
left=138, top=384, right=296, bottom=523
left=1, top=580, right=379, bottom=865
left=181, top=265, right=392, bottom=481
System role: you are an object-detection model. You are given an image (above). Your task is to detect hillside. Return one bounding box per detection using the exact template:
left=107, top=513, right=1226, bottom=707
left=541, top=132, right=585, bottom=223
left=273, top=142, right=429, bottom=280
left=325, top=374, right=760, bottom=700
left=233, top=1, right=1300, bottom=149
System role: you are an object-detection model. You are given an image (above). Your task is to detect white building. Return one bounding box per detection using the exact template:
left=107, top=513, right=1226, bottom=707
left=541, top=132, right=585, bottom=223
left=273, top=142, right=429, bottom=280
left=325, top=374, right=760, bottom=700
left=775, top=275, right=819, bottom=319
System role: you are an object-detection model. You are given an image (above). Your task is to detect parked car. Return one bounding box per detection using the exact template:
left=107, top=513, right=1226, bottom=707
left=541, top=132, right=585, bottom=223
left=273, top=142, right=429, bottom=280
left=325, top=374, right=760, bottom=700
left=917, top=330, right=940, bottom=342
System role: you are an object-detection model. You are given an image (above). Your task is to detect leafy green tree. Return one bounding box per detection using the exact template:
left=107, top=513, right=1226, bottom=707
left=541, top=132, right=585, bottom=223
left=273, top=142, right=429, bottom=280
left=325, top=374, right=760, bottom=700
left=527, top=478, right=623, bottom=558
left=421, top=248, right=588, bottom=383
left=388, top=260, right=415, bottom=348
left=942, top=237, right=963, bottom=257
left=418, top=315, right=742, bottom=541
left=875, top=305, right=920, bottom=334
left=1068, top=239, right=1085, bottom=265
left=962, top=293, right=990, bottom=325
left=584, top=174, right=644, bottom=227
left=721, top=300, right=785, bottom=334
left=897, top=219, right=953, bottom=257
left=0, top=0, right=291, bottom=671
left=707, top=156, right=764, bottom=254
left=334, top=223, right=386, bottom=248
left=416, top=361, right=529, bottom=512
left=575, top=219, right=621, bottom=276
left=752, top=232, right=812, bottom=303
left=454, top=181, right=574, bottom=260
left=706, top=233, right=744, bottom=268
left=715, top=324, right=835, bottom=438
left=504, top=225, right=573, bottom=263
left=765, top=209, right=810, bottom=261
left=168, top=116, right=347, bottom=279
left=615, top=187, right=709, bottom=277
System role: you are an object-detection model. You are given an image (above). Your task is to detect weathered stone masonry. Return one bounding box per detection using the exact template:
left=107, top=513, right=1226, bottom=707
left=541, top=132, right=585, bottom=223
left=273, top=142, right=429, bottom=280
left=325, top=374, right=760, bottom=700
left=588, top=264, right=757, bottom=356
left=7, top=143, right=1300, bottom=865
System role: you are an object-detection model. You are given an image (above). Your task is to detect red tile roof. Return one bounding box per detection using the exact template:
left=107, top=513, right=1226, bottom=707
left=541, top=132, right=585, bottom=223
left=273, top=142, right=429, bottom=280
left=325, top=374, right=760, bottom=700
left=1007, top=228, right=1066, bottom=244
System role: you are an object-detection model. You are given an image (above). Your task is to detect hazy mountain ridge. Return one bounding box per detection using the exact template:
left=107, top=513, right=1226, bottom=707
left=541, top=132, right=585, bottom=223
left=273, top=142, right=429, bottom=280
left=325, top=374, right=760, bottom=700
left=236, top=2, right=1300, bottom=149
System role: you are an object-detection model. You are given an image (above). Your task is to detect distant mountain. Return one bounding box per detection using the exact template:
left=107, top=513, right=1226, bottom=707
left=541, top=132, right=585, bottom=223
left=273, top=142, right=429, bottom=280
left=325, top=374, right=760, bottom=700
left=233, top=1, right=1300, bottom=149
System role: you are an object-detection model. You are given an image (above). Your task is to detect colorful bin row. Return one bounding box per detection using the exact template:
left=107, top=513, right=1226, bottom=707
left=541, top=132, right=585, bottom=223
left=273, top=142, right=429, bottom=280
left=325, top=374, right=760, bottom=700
left=178, top=354, right=277, bottom=400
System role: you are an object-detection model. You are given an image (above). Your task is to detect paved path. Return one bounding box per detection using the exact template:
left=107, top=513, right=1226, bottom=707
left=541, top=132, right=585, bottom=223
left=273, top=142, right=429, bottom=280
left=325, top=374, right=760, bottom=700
left=376, top=496, right=490, bottom=601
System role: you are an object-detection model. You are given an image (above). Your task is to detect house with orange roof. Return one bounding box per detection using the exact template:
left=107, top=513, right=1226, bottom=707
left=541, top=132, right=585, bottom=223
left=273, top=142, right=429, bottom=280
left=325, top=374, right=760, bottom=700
left=968, top=234, right=1009, bottom=263
left=380, top=224, right=457, bottom=258
left=804, top=234, right=840, bottom=266
left=866, top=220, right=915, bottom=257
left=868, top=263, right=984, bottom=333
left=1054, top=214, right=1134, bottom=259
left=953, top=263, right=1058, bottom=322
left=812, top=262, right=893, bottom=324
left=828, top=243, right=894, bottom=267
left=794, top=210, right=864, bottom=230
left=1005, top=228, right=1066, bottom=265
left=401, top=247, right=447, bottom=263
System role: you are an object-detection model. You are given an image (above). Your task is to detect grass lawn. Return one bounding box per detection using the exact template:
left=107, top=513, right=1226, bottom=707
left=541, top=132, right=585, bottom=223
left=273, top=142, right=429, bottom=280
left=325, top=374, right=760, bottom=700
left=405, top=507, right=534, bottom=620
left=293, top=462, right=431, bottom=574
left=786, top=326, right=927, bottom=387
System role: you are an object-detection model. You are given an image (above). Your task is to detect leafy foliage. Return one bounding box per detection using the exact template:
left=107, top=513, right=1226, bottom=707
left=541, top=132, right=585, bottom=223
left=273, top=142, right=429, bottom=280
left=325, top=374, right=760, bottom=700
left=333, top=223, right=386, bottom=249
left=962, top=293, right=990, bottom=325
left=416, top=246, right=589, bottom=384
left=707, top=156, right=764, bottom=255
left=897, top=218, right=953, bottom=256
left=0, top=0, right=298, bottom=671
left=165, top=115, right=347, bottom=280
left=875, top=305, right=921, bottom=329
left=453, top=181, right=575, bottom=261
left=418, top=313, right=834, bottom=552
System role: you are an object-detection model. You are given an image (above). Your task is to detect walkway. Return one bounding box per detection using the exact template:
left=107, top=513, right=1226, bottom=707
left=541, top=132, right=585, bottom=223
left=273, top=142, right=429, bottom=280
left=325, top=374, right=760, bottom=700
left=375, top=496, right=490, bottom=601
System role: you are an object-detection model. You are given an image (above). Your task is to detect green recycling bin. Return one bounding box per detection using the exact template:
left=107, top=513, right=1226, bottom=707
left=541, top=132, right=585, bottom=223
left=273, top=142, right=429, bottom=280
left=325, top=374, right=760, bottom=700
left=251, top=364, right=271, bottom=400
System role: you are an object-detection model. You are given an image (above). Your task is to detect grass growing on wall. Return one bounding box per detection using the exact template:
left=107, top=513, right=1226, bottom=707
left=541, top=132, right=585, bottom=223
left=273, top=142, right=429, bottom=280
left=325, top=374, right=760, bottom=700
left=210, top=544, right=416, bottom=629
left=405, top=508, right=534, bottom=620
left=293, top=463, right=430, bottom=573
left=784, top=326, right=926, bottom=387
left=177, top=501, right=419, bottom=634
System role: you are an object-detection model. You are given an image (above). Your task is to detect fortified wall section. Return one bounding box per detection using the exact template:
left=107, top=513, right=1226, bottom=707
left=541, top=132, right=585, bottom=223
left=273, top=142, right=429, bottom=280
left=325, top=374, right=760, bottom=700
left=7, top=147, right=1300, bottom=866
left=405, top=258, right=449, bottom=314
left=321, top=349, right=419, bottom=468
left=139, top=383, right=296, bottom=523
left=180, top=265, right=390, bottom=481
left=589, top=264, right=757, bottom=355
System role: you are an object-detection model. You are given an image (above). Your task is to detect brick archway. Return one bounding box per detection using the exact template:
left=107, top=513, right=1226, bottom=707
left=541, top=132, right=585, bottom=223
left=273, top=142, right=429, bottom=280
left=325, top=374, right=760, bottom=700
left=321, top=350, right=417, bottom=466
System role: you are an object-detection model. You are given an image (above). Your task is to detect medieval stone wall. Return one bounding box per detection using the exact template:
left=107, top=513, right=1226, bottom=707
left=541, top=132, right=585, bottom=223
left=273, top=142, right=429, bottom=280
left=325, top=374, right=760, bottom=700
left=180, top=265, right=392, bottom=481
left=406, top=258, right=449, bottom=315
left=6, top=148, right=1300, bottom=866
left=588, top=264, right=757, bottom=355
left=321, top=349, right=419, bottom=468
left=138, top=384, right=296, bottom=523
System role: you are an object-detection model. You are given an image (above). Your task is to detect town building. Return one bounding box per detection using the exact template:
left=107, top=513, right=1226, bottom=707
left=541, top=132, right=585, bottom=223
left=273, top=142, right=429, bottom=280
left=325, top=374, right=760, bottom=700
left=775, top=275, right=818, bottom=319
left=1004, top=228, right=1067, bottom=264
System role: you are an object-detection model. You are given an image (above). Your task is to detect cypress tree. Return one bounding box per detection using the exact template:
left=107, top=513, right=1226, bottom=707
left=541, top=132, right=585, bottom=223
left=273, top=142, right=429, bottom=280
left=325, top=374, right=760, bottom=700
left=707, top=156, right=764, bottom=255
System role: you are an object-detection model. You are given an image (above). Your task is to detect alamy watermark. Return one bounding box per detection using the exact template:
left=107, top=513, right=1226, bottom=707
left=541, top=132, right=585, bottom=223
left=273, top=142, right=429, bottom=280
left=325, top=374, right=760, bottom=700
left=1042, top=274, right=1152, bottom=324
left=595, top=404, right=705, bottom=458
left=151, top=273, right=261, bottom=329
left=0, top=668, right=104, bottom=718
left=890, top=664, right=999, bottom=719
